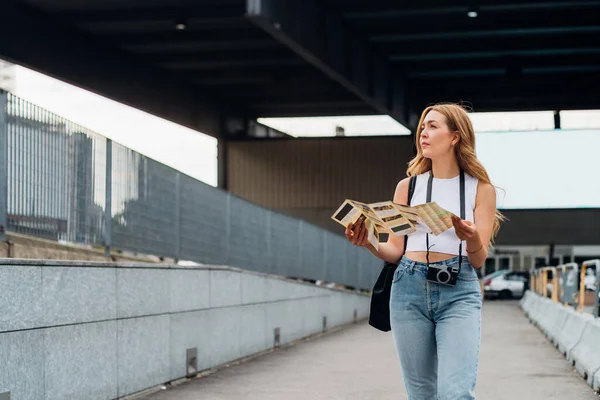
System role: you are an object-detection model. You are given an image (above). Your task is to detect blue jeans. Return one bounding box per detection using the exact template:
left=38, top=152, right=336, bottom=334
left=390, top=255, right=482, bottom=400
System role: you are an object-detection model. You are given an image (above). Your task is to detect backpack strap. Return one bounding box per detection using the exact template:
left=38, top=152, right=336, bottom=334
left=403, top=176, right=417, bottom=251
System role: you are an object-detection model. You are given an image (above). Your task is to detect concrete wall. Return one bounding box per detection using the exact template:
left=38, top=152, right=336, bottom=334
left=0, top=259, right=370, bottom=400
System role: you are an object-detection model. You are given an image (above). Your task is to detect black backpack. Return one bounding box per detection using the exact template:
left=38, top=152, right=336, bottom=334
left=368, top=176, right=416, bottom=332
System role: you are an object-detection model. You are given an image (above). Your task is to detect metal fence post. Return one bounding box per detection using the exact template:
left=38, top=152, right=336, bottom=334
left=594, top=265, right=600, bottom=318
left=224, top=192, right=231, bottom=264
left=322, top=230, right=327, bottom=284
left=0, top=90, right=8, bottom=242
left=174, top=172, right=180, bottom=262
left=266, top=210, right=272, bottom=274
left=104, top=139, right=112, bottom=257
left=298, top=221, right=303, bottom=276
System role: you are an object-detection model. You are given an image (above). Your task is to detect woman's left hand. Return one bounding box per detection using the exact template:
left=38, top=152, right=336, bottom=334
left=451, top=215, right=477, bottom=241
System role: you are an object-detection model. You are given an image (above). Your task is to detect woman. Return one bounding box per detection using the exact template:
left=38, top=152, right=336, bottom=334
left=345, top=103, right=503, bottom=400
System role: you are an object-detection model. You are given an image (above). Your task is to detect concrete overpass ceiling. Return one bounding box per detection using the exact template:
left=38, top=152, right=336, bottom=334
left=1, top=0, right=599, bottom=137
left=3, top=0, right=373, bottom=137
left=329, top=0, right=600, bottom=112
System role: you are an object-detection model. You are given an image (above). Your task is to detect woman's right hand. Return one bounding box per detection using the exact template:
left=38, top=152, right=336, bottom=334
left=345, top=216, right=369, bottom=247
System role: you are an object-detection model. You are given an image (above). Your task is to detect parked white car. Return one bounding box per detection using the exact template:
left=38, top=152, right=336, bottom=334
left=483, top=270, right=529, bottom=299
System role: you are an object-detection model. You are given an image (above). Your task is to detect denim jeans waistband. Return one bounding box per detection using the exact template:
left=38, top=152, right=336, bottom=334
left=399, top=255, right=470, bottom=272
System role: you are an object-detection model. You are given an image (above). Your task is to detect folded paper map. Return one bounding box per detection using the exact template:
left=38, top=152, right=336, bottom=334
left=331, top=199, right=456, bottom=250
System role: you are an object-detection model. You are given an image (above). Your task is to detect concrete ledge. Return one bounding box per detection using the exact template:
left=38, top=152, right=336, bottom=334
left=594, top=367, right=600, bottom=392
left=0, top=259, right=370, bottom=400
left=558, top=311, right=595, bottom=363
left=570, top=320, right=600, bottom=387
left=519, top=290, right=532, bottom=315
left=546, top=305, right=571, bottom=346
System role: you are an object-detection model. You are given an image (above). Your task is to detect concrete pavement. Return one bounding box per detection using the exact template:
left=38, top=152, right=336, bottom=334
left=137, top=300, right=598, bottom=400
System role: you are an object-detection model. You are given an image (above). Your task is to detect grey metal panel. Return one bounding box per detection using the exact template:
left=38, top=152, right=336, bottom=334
left=0, top=91, right=7, bottom=241
left=111, top=142, right=177, bottom=258
left=358, top=249, right=380, bottom=290
left=342, top=245, right=353, bottom=288
left=228, top=194, right=269, bottom=272
left=178, top=174, right=228, bottom=264
left=4, top=93, right=106, bottom=245
left=269, top=211, right=300, bottom=277
left=325, top=233, right=348, bottom=285
left=299, top=221, right=325, bottom=281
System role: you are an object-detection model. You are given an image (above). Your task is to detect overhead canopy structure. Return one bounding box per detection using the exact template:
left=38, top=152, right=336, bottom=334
left=1, top=0, right=599, bottom=138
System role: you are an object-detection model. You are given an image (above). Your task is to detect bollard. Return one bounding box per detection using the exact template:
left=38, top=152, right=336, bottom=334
left=594, top=263, right=600, bottom=318
left=539, top=266, right=558, bottom=302
left=558, top=263, right=579, bottom=307
left=578, top=260, right=599, bottom=313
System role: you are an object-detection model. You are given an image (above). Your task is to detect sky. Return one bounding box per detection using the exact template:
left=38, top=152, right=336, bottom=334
left=3, top=62, right=600, bottom=210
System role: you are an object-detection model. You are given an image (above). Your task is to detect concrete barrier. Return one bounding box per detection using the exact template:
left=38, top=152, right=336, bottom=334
left=594, top=367, right=600, bottom=392
left=532, top=298, right=553, bottom=329
left=570, top=319, right=600, bottom=388
left=520, top=290, right=534, bottom=316
left=541, top=303, right=571, bottom=346
left=554, top=310, right=595, bottom=362
left=537, top=299, right=556, bottom=335
left=0, top=259, right=371, bottom=400
left=524, top=292, right=543, bottom=323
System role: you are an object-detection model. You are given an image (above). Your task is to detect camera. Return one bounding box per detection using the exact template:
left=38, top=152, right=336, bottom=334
left=426, top=263, right=460, bottom=286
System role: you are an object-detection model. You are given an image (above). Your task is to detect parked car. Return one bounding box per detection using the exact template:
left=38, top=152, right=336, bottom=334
left=483, top=270, right=529, bottom=300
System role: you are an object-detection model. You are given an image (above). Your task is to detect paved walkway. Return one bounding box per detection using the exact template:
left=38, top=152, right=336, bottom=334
left=139, top=300, right=598, bottom=400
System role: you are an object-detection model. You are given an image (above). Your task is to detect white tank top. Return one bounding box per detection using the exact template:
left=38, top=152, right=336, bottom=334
left=404, top=171, right=479, bottom=256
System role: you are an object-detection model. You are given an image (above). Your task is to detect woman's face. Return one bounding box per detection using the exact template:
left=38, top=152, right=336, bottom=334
left=419, top=110, right=458, bottom=159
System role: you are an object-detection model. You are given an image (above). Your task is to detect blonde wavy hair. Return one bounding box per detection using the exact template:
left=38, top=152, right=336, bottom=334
left=407, top=103, right=505, bottom=241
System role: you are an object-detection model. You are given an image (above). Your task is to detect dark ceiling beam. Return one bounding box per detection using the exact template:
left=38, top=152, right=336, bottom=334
left=250, top=104, right=375, bottom=118
left=113, top=28, right=268, bottom=45
left=0, top=1, right=242, bottom=139
left=161, top=57, right=303, bottom=71
left=403, top=53, right=600, bottom=78
left=123, top=39, right=279, bottom=54
left=372, top=25, right=600, bottom=43
left=407, top=66, right=600, bottom=79
left=53, top=5, right=245, bottom=24
left=246, top=0, right=409, bottom=125
left=184, top=66, right=318, bottom=84
left=380, top=32, right=600, bottom=57
left=410, top=94, right=600, bottom=113
left=412, top=96, right=600, bottom=113
left=392, top=47, right=600, bottom=62
left=344, top=1, right=600, bottom=19
left=79, top=18, right=247, bottom=34
left=220, top=84, right=344, bottom=98
left=144, top=48, right=292, bottom=63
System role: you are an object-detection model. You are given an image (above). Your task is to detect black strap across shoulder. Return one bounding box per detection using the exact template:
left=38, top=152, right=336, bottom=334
left=425, top=170, right=466, bottom=270
left=403, top=176, right=417, bottom=250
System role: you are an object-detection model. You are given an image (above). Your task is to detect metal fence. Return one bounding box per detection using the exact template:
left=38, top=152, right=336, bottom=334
left=0, top=91, right=380, bottom=290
